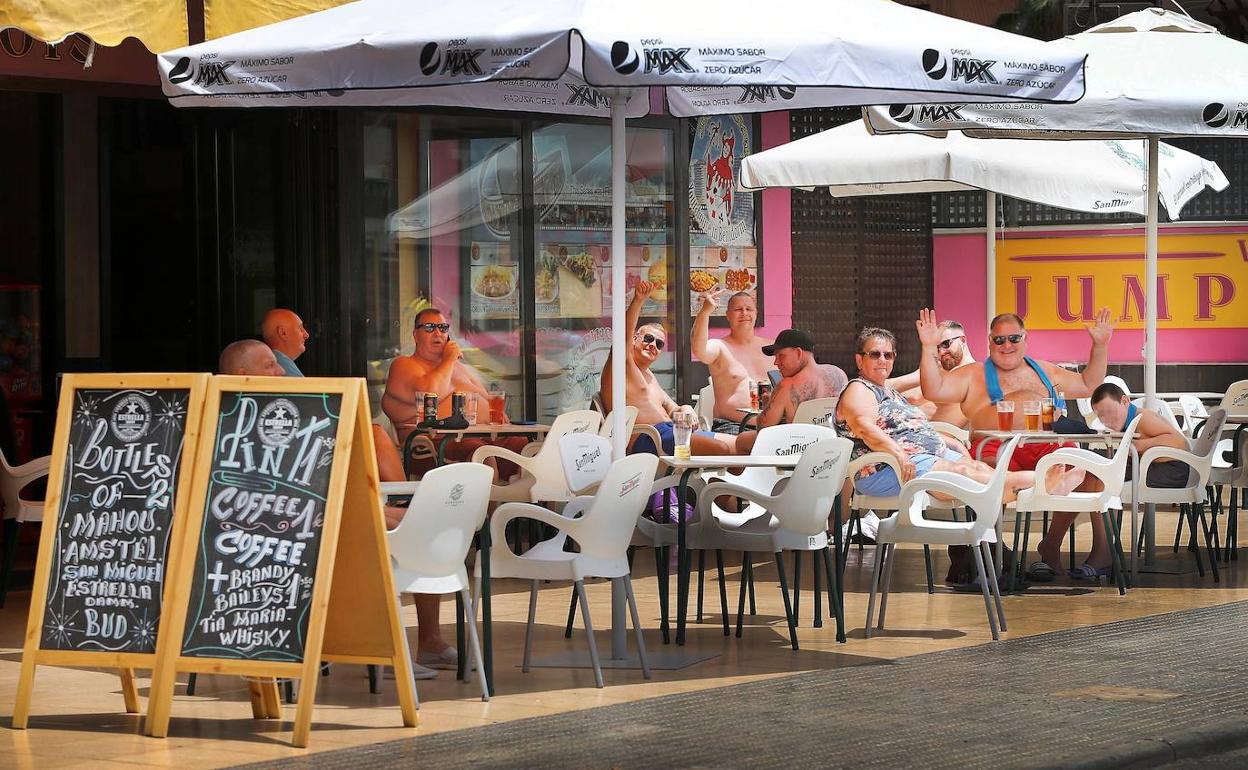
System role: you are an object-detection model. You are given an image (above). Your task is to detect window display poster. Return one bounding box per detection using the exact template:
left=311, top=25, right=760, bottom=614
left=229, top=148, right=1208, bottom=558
left=688, top=115, right=759, bottom=320
left=468, top=241, right=519, bottom=321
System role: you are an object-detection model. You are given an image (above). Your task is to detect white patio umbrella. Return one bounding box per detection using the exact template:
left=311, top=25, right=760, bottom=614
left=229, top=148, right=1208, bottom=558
left=863, top=8, right=1248, bottom=403
left=156, top=0, right=1089, bottom=458
left=739, top=120, right=1229, bottom=330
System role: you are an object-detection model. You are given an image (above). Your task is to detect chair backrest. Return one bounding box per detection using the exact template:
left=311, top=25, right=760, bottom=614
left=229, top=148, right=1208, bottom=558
left=589, top=392, right=607, bottom=415
left=1134, top=397, right=1185, bottom=435
left=792, top=397, right=839, bottom=428
left=695, top=384, right=715, bottom=425
left=767, top=437, right=853, bottom=537
left=598, top=406, right=637, bottom=439
left=1221, top=380, right=1248, bottom=413
left=1188, top=408, right=1229, bottom=486
left=559, top=432, right=613, bottom=494
left=1177, top=394, right=1209, bottom=433
left=575, top=453, right=661, bottom=561
left=1097, top=414, right=1144, bottom=496
left=387, top=462, right=493, bottom=581
left=528, top=409, right=604, bottom=500
left=930, top=420, right=970, bottom=446
left=1104, top=375, right=1132, bottom=395
left=736, top=423, right=839, bottom=494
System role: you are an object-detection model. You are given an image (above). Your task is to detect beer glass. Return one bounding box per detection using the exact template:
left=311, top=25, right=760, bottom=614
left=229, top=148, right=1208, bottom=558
left=463, top=397, right=478, bottom=425
left=996, top=400, right=1015, bottom=431
left=488, top=390, right=507, bottom=424
left=1040, top=398, right=1055, bottom=430
left=1023, top=400, right=1042, bottom=431
left=673, top=411, right=694, bottom=460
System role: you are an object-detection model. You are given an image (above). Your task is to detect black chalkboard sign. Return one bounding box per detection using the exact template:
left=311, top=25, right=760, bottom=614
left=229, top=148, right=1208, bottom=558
left=39, top=387, right=192, bottom=653
left=180, top=391, right=342, bottom=662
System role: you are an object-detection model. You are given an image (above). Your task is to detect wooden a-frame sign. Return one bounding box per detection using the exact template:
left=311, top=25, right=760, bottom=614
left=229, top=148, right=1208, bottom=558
left=13, top=373, right=210, bottom=728
left=146, top=376, right=418, bottom=748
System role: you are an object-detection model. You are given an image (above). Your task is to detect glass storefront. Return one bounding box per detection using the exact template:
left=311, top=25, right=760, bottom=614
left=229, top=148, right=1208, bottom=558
left=361, top=113, right=676, bottom=423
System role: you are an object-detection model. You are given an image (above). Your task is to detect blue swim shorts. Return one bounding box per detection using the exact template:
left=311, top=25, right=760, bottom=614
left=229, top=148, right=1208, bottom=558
left=853, top=447, right=964, bottom=498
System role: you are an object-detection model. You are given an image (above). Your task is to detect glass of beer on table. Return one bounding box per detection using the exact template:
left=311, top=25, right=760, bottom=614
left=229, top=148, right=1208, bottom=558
left=673, top=410, right=695, bottom=460
left=1040, top=398, right=1055, bottom=430
left=488, top=390, right=507, bottom=424
left=1023, top=400, right=1042, bottom=431
left=996, top=400, right=1015, bottom=431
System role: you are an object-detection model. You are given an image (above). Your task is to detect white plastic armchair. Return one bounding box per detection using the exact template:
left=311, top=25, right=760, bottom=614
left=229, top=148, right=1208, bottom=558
left=695, top=384, right=715, bottom=431
left=869, top=436, right=1020, bottom=641
left=792, top=397, right=839, bottom=428
left=1177, top=394, right=1209, bottom=438
left=382, top=462, right=495, bottom=701
left=471, top=409, right=602, bottom=503
left=477, top=453, right=660, bottom=688
left=600, top=406, right=663, bottom=459
left=1218, top=379, right=1248, bottom=413
left=0, top=448, right=50, bottom=607
left=704, top=424, right=838, bottom=527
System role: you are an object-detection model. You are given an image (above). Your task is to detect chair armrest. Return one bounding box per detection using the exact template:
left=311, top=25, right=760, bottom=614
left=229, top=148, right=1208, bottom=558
left=521, top=441, right=543, bottom=458
left=490, top=502, right=583, bottom=548
left=848, top=451, right=901, bottom=479
left=631, top=425, right=663, bottom=452
left=14, top=455, right=51, bottom=481
left=561, top=496, right=595, bottom=520
left=379, top=481, right=421, bottom=496
left=895, top=471, right=988, bottom=526
left=1138, top=445, right=1205, bottom=485
left=471, top=444, right=535, bottom=470
left=695, top=480, right=777, bottom=520
left=1034, top=447, right=1117, bottom=495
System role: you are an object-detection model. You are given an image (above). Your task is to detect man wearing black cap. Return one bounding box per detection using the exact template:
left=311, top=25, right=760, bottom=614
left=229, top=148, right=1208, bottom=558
left=735, top=328, right=848, bottom=453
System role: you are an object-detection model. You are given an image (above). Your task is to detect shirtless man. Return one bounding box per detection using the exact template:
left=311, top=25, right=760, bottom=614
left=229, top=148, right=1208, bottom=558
left=261, top=308, right=310, bottom=377
left=218, top=339, right=287, bottom=377
left=735, top=329, right=847, bottom=453
left=601, top=281, right=735, bottom=455
left=383, top=308, right=527, bottom=470
left=916, top=307, right=1115, bottom=581
left=887, top=320, right=974, bottom=426
left=691, top=289, right=774, bottom=434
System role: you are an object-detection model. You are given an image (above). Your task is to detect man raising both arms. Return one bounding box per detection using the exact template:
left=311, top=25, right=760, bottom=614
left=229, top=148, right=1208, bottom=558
left=601, top=281, right=736, bottom=455
left=690, top=289, right=775, bottom=434
left=916, top=307, right=1116, bottom=581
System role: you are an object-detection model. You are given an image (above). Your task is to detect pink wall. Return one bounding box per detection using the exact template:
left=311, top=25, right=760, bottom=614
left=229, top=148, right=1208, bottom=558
left=710, top=111, right=792, bottom=341
left=934, top=226, right=1248, bottom=364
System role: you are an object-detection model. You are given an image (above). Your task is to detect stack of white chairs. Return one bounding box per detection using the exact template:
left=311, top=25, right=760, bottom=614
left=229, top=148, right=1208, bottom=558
left=1209, top=380, right=1248, bottom=561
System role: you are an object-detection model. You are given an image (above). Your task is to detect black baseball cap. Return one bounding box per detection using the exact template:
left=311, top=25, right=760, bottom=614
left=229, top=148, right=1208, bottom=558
left=762, top=329, right=815, bottom=356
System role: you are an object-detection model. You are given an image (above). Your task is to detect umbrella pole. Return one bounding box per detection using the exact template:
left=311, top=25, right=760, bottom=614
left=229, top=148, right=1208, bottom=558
left=1145, top=137, right=1159, bottom=403
left=610, top=93, right=630, bottom=661
left=985, top=190, right=997, bottom=337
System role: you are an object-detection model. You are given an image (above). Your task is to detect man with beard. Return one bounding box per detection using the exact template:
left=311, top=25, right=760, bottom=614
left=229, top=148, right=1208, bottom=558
left=887, top=320, right=975, bottom=426
left=690, top=289, right=775, bottom=435
left=734, top=329, right=847, bottom=453
left=916, top=308, right=1114, bottom=582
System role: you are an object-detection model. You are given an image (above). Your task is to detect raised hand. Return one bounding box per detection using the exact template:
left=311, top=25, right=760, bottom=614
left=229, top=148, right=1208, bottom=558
left=1085, top=307, right=1115, bottom=346
left=700, top=286, right=725, bottom=313
left=915, top=307, right=943, bottom=348
left=634, top=280, right=654, bottom=302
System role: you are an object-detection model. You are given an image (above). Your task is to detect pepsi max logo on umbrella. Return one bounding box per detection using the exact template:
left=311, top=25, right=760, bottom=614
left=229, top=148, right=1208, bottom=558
left=887, top=103, right=966, bottom=124
left=737, top=86, right=797, bottom=104
left=611, top=41, right=694, bottom=75
left=1203, top=102, right=1248, bottom=129
left=167, top=56, right=236, bottom=88
left=923, top=49, right=998, bottom=84
left=420, top=42, right=486, bottom=77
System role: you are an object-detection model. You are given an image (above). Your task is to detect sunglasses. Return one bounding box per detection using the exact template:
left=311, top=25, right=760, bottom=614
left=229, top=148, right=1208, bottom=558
left=417, top=322, right=451, bottom=333
left=937, top=335, right=965, bottom=351
left=637, top=333, right=666, bottom=350
left=861, top=350, right=896, bottom=360
left=990, top=333, right=1025, bottom=346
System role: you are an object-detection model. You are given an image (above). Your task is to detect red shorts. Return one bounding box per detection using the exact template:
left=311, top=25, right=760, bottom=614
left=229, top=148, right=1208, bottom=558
left=971, top=438, right=1072, bottom=471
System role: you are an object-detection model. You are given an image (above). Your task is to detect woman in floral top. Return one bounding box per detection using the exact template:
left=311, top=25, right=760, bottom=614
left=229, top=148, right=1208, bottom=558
left=834, top=327, right=1076, bottom=500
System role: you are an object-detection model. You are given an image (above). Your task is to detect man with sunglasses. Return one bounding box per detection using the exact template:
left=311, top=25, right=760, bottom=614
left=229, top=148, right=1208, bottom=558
left=691, top=288, right=776, bottom=434
left=601, top=281, right=735, bottom=455
left=916, top=308, right=1115, bottom=581
left=383, top=307, right=528, bottom=469
left=887, top=319, right=974, bottom=426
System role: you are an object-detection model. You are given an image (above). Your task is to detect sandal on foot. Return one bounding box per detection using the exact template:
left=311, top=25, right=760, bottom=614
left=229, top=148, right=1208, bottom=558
left=1069, top=563, right=1113, bottom=580
left=1025, top=561, right=1057, bottom=582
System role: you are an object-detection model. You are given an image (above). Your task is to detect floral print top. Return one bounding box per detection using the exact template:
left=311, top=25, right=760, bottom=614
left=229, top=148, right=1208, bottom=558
left=835, top=378, right=945, bottom=478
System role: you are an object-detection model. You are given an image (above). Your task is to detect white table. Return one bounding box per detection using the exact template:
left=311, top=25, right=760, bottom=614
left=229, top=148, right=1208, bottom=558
left=399, top=421, right=551, bottom=470
left=651, top=456, right=848, bottom=645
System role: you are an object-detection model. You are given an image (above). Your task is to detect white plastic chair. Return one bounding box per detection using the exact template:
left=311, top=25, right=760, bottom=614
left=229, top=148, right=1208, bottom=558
left=1177, top=394, right=1209, bottom=438
left=1121, top=409, right=1227, bottom=583
left=599, top=406, right=663, bottom=458
left=471, top=409, right=602, bottom=503
left=1218, top=379, right=1248, bottom=413
left=1208, top=385, right=1248, bottom=561
left=792, top=397, right=839, bottom=428
left=1013, top=415, right=1143, bottom=595
left=477, top=453, right=660, bottom=688
left=691, top=437, right=853, bottom=648
left=382, top=462, right=494, bottom=701
left=868, top=436, right=1021, bottom=641
left=0, top=448, right=50, bottom=607
left=695, top=384, right=715, bottom=431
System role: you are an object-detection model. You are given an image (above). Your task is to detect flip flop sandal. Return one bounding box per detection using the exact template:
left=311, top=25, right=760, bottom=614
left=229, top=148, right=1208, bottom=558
left=1025, top=561, right=1057, bottom=582
left=1069, top=563, right=1113, bottom=580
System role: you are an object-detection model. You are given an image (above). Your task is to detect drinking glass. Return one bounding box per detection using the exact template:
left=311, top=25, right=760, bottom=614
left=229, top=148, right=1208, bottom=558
left=464, top=397, right=479, bottom=425
left=996, top=400, right=1015, bottom=431
left=673, top=411, right=694, bottom=460
left=488, top=390, right=507, bottom=424
left=1023, top=400, right=1042, bottom=431
left=1040, top=398, right=1055, bottom=430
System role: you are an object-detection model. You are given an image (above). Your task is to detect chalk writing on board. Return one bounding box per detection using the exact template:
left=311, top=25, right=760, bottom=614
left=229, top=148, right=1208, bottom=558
left=181, top=392, right=341, bottom=662
left=41, top=388, right=189, bottom=653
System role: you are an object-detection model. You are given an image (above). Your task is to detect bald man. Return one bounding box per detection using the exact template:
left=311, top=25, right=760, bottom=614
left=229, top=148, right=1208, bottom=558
left=218, top=339, right=286, bottom=376
left=261, top=308, right=310, bottom=376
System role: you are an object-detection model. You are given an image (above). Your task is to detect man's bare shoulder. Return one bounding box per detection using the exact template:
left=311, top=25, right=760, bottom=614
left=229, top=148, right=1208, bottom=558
left=386, top=355, right=431, bottom=384
left=949, top=361, right=983, bottom=382
left=817, top=364, right=849, bottom=392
